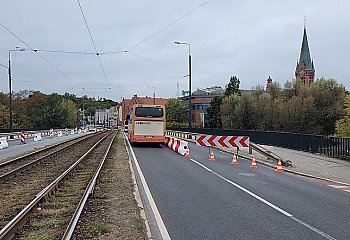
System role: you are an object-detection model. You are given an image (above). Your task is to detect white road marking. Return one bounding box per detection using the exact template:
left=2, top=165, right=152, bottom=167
left=328, top=184, right=350, bottom=193
left=190, top=158, right=336, bottom=240
left=125, top=136, right=171, bottom=240
left=190, top=158, right=212, bottom=172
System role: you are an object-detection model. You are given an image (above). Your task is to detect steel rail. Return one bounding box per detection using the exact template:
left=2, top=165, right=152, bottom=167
left=0, top=132, right=111, bottom=240
left=62, top=131, right=117, bottom=239
left=0, top=133, right=101, bottom=180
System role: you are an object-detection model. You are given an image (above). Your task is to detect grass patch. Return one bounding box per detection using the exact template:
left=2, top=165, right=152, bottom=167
left=133, top=222, right=143, bottom=231
left=88, top=223, right=110, bottom=235
left=20, top=234, right=55, bottom=240
left=94, top=194, right=108, bottom=200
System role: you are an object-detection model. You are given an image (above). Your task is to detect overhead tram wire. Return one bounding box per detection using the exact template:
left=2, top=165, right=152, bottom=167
left=126, top=51, right=179, bottom=73
left=127, top=0, right=214, bottom=51
left=30, top=49, right=97, bottom=55
left=0, top=22, right=82, bottom=89
left=22, top=48, right=127, bottom=55
left=0, top=63, right=8, bottom=69
left=77, top=0, right=110, bottom=88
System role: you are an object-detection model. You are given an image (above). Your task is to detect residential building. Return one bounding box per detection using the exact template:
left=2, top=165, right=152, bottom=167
left=94, top=107, right=118, bottom=127
left=95, top=109, right=110, bottom=126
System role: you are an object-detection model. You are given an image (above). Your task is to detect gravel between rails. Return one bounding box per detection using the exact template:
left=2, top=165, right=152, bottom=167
left=72, top=131, right=146, bottom=239
left=13, top=132, right=117, bottom=239
left=0, top=132, right=109, bottom=230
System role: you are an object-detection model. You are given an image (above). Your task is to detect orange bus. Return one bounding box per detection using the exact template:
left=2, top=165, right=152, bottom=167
left=128, top=104, right=166, bottom=143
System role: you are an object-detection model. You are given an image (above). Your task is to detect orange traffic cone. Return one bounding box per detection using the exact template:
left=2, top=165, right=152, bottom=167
left=209, top=150, right=216, bottom=161
left=184, top=148, right=190, bottom=158
left=230, top=154, right=238, bottom=165
left=275, top=159, right=284, bottom=172
left=250, top=155, right=257, bottom=168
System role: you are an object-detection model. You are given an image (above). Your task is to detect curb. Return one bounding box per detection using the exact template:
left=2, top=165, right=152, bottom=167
left=123, top=133, right=153, bottom=240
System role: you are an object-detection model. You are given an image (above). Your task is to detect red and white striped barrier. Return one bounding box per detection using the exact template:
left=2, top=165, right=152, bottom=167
left=49, top=129, right=54, bottom=138
left=19, top=132, right=26, bottom=144
left=164, top=136, right=189, bottom=156
left=196, top=135, right=249, bottom=148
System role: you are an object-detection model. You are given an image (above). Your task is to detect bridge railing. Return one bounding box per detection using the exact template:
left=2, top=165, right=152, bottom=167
left=168, top=127, right=350, bottom=161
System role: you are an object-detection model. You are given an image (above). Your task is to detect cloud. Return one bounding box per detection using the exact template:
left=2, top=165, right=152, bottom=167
left=1, top=0, right=349, bottom=101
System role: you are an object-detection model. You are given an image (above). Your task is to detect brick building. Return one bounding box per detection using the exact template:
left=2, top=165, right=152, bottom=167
left=295, top=27, right=315, bottom=86
left=181, top=86, right=225, bottom=127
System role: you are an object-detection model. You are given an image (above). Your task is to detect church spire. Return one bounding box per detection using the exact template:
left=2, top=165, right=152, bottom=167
left=295, top=22, right=315, bottom=86
left=299, top=27, right=313, bottom=70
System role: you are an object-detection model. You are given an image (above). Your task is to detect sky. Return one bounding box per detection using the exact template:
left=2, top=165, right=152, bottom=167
left=0, top=0, right=349, bottom=102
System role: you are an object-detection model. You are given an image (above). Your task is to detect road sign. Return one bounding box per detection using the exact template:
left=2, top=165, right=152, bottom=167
left=196, top=135, right=249, bottom=148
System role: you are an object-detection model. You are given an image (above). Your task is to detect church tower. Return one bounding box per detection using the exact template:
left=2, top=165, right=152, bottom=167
left=295, top=27, right=315, bottom=86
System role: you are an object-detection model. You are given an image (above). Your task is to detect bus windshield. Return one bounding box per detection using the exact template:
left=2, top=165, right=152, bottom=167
left=135, top=107, right=164, bottom=118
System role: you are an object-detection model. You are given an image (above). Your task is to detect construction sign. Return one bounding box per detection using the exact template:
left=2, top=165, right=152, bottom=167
left=196, top=135, right=249, bottom=148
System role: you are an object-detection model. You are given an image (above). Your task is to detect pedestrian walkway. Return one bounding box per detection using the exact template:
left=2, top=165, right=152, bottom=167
left=236, top=144, right=350, bottom=185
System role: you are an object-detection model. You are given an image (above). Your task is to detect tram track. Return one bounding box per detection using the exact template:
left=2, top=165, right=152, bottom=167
left=0, top=132, right=102, bottom=178
left=9, top=131, right=117, bottom=239
left=0, top=131, right=110, bottom=235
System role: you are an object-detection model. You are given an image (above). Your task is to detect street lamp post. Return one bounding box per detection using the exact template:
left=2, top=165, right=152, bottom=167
left=147, top=86, right=156, bottom=104
left=175, top=41, right=192, bottom=129
left=8, top=47, right=26, bottom=134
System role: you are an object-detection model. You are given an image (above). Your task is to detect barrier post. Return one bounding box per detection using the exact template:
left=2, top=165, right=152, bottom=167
left=20, top=130, right=26, bottom=144
left=49, top=128, right=54, bottom=138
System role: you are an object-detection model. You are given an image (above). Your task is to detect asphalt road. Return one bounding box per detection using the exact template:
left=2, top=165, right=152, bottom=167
left=131, top=142, right=350, bottom=240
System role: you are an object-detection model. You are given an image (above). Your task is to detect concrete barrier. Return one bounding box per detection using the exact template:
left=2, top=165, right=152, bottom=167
left=164, top=136, right=189, bottom=156
left=34, top=133, right=42, bottom=142
left=0, top=137, right=9, bottom=149
left=178, top=140, right=189, bottom=156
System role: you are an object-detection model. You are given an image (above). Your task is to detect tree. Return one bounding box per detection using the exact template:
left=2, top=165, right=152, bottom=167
left=225, top=76, right=240, bottom=96
left=207, top=96, right=223, bottom=128
left=233, top=93, right=256, bottom=130
left=0, top=104, right=9, bottom=129
left=251, top=84, right=265, bottom=98
left=266, top=82, right=281, bottom=99
left=221, top=94, right=240, bottom=129
left=61, top=98, right=78, bottom=128
left=31, top=93, right=67, bottom=129
left=311, top=78, right=346, bottom=135
left=165, top=99, right=188, bottom=127
left=336, top=95, right=350, bottom=137
left=254, top=93, right=273, bottom=131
